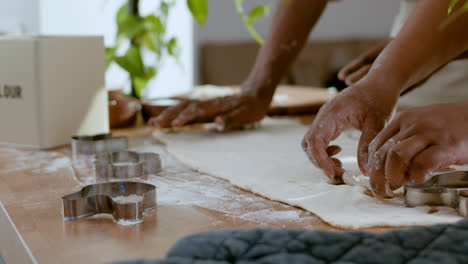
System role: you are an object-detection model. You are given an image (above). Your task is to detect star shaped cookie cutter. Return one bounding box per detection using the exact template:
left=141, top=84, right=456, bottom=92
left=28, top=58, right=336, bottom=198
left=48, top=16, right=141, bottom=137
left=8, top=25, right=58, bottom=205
left=71, top=133, right=128, bottom=158
left=404, top=171, right=468, bottom=217
left=62, top=181, right=157, bottom=224
left=93, top=151, right=161, bottom=179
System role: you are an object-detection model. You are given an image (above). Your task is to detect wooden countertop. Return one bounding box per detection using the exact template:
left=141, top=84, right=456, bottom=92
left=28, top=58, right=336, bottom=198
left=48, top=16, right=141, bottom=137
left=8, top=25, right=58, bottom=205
left=0, top=121, right=397, bottom=264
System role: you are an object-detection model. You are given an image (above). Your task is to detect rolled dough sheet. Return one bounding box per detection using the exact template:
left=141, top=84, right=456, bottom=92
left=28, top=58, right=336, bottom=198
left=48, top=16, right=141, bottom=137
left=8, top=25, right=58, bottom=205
left=153, top=118, right=462, bottom=229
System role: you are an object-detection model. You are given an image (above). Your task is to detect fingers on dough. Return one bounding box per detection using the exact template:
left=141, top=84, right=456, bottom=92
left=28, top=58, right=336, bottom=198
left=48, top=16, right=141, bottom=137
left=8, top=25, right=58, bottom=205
left=385, top=135, right=431, bottom=186
left=407, top=145, right=452, bottom=184
left=151, top=101, right=190, bottom=128
left=171, top=102, right=204, bottom=127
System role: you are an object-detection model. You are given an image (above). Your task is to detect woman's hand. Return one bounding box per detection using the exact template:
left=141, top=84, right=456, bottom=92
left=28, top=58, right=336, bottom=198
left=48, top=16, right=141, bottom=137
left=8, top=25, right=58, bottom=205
left=148, top=92, right=271, bottom=131
left=338, top=39, right=391, bottom=86
left=302, top=81, right=398, bottom=182
left=368, top=101, right=468, bottom=198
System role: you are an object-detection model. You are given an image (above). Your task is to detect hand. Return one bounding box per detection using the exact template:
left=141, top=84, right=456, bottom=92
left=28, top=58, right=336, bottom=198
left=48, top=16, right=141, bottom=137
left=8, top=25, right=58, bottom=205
left=148, top=92, right=270, bottom=130
left=338, top=39, right=391, bottom=86
left=302, top=83, right=398, bottom=182
left=368, top=102, right=468, bottom=198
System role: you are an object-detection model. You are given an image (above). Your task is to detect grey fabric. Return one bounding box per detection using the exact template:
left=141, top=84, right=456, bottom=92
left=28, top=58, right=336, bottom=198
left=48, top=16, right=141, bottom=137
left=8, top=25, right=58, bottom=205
left=115, top=220, right=468, bottom=264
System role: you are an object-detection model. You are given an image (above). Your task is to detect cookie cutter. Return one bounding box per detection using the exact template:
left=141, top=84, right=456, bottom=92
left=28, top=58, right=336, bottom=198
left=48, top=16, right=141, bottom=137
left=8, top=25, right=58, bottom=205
left=71, top=133, right=128, bottom=157
left=62, top=181, right=157, bottom=224
left=404, top=171, right=468, bottom=217
left=94, top=151, right=161, bottom=179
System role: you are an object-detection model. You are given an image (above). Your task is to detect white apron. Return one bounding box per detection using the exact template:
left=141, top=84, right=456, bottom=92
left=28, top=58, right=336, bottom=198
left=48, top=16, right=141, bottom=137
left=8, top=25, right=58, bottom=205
left=391, top=0, right=468, bottom=107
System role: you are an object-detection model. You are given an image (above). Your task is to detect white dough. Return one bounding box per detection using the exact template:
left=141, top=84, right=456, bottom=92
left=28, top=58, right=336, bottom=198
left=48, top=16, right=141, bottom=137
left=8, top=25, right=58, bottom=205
left=154, top=118, right=461, bottom=229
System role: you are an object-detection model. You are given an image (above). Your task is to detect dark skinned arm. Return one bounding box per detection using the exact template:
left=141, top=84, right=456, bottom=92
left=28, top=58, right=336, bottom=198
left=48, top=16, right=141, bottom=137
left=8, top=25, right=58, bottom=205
left=149, top=0, right=329, bottom=130
left=364, top=0, right=468, bottom=96
left=243, top=0, right=329, bottom=100
left=366, top=0, right=468, bottom=198
left=303, top=0, right=468, bottom=192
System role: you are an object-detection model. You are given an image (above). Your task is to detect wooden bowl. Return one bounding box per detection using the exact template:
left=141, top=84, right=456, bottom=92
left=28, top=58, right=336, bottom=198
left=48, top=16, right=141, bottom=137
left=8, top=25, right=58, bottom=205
left=108, top=91, right=141, bottom=128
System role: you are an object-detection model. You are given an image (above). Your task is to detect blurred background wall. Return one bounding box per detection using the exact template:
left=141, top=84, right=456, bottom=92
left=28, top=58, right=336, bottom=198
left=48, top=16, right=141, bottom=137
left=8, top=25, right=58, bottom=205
left=196, top=0, right=399, bottom=43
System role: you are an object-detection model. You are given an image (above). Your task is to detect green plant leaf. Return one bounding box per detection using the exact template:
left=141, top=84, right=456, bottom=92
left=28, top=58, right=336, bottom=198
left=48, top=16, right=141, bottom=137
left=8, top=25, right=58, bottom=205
left=440, top=0, right=468, bottom=29
left=145, top=66, right=157, bottom=79
left=234, top=0, right=268, bottom=44
left=448, top=0, right=459, bottom=14
left=116, top=4, right=129, bottom=26
left=244, top=23, right=264, bottom=45
left=234, top=0, right=244, bottom=14
left=143, top=33, right=161, bottom=54
left=160, top=0, right=175, bottom=20
left=115, top=2, right=147, bottom=39
left=187, top=0, right=209, bottom=25
left=166, top=37, right=180, bottom=58
left=248, top=5, right=270, bottom=23
left=105, top=47, right=117, bottom=69
left=132, top=67, right=157, bottom=98
left=117, top=16, right=146, bottom=39
left=132, top=77, right=148, bottom=98
left=144, top=15, right=164, bottom=33
left=114, top=46, right=145, bottom=77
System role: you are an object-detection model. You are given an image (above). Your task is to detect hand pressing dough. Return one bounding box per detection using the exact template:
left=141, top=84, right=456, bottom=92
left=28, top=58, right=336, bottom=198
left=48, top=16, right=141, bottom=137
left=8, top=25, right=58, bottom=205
left=154, top=118, right=461, bottom=229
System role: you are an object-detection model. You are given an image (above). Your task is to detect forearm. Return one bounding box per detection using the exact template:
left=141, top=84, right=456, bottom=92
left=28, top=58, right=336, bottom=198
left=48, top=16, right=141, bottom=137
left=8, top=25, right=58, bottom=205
left=243, top=0, right=329, bottom=100
left=362, top=0, right=468, bottom=97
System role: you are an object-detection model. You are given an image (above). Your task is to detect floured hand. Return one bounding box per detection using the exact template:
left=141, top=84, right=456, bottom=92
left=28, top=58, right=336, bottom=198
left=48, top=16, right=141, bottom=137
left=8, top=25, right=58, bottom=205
left=368, top=101, right=468, bottom=198
left=302, top=82, right=397, bottom=183
left=149, top=93, right=270, bottom=131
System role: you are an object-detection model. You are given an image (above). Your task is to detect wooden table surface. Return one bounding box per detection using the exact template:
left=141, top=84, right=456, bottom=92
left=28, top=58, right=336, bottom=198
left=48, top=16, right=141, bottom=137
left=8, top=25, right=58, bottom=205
left=0, top=120, right=398, bottom=264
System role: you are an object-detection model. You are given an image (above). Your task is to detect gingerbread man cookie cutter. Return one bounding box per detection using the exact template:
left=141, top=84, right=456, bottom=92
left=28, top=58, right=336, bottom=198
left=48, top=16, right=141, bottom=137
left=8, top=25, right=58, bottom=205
left=405, top=171, right=468, bottom=217
left=93, top=151, right=161, bottom=179
left=62, top=181, right=157, bottom=224
left=71, top=133, right=128, bottom=158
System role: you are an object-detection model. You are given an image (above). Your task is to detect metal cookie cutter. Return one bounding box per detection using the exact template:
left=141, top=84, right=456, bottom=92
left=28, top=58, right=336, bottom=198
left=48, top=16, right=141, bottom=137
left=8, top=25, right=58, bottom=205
left=62, top=181, right=157, bottom=224
left=71, top=133, right=128, bottom=157
left=405, top=171, right=468, bottom=217
left=94, top=151, right=161, bottom=179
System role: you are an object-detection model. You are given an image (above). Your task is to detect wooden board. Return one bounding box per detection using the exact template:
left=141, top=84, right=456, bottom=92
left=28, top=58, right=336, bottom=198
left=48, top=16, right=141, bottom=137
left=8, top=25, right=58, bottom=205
left=269, top=85, right=334, bottom=115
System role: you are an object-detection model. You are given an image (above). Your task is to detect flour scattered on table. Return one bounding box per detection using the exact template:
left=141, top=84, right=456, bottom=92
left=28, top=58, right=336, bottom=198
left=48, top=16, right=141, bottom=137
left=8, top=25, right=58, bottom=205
left=41, top=157, right=71, bottom=173
left=238, top=210, right=301, bottom=223
left=115, top=219, right=143, bottom=226
left=0, top=148, right=72, bottom=173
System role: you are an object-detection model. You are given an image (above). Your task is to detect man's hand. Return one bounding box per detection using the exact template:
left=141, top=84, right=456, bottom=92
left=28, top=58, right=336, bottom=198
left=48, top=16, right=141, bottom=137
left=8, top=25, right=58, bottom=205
left=368, top=101, right=468, bottom=198
left=338, top=39, right=391, bottom=86
left=302, top=82, right=398, bottom=182
left=148, top=93, right=270, bottom=130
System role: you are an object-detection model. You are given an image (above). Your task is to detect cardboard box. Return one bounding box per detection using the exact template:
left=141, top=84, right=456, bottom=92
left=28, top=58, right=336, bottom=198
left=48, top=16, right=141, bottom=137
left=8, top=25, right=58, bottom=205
left=0, top=36, right=109, bottom=148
